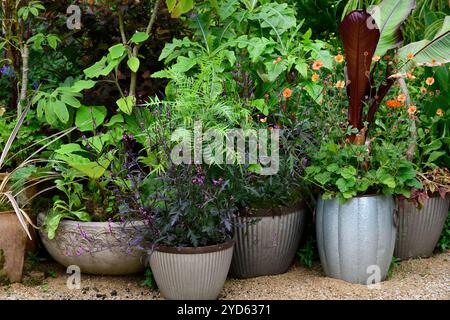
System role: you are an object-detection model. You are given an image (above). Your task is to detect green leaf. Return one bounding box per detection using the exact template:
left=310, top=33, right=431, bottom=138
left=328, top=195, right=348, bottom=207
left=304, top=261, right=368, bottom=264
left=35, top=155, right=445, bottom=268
left=295, top=59, right=308, bottom=78
left=315, top=172, right=331, bottom=185
left=336, top=178, right=349, bottom=193
left=84, top=57, right=108, bottom=78
left=130, top=32, right=149, bottom=44
left=127, top=57, right=140, bottom=72
left=105, top=114, right=124, bottom=127
left=55, top=143, right=84, bottom=155
left=373, top=0, right=416, bottom=58
left=264, top=59, right=288, bottom=82
left=251, top=99, right=269, bottom=116
left=341, top=166, right=357, bottom=179
left=47, top=35, right=60, bottom=50
left=428, top=151, right=445, bottom=163
left=116, top=96, right=135, bottom=115
left=60, top=93, right=81, bottom=108
left=52, top=100, right=69, bottom=123
left=108, top=44, right=126, bottom=60
left=326, top=163, right=339, bottom=173
left=75, top=106, right=107, bottom=131
left=399, top=28, right=450, bottom=71
left=71, top=80, right=96, bottom=93
left=168, top=0, right=194, bottom=18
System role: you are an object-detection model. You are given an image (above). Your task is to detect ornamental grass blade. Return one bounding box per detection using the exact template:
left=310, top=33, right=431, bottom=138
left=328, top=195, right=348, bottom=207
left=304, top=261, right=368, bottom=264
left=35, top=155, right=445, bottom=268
left=3, top=191, right=32, bottom=240
left=339, top=10, right=380, bottom=130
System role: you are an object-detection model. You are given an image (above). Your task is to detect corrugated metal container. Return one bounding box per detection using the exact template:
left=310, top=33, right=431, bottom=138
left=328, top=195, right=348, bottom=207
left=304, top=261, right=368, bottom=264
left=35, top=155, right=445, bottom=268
left=395, top=196, right=449, bottom=260
left=230, top=205, right=305, bottom=278
left=150, top=241, right=234, bottom=300
left=316, top=195, right=396, bottom=284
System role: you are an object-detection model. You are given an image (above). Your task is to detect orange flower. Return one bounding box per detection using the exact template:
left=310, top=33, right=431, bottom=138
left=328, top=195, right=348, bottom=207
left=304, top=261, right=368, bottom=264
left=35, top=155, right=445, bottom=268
left=312, top=73, right=320, bottom=82
left=387, top=113, right=392, bottom=118
left=283, top=88, right=293, bottom=98
left=384, top=55, right=391, bottom=60
left=408, top=104, right=417, bottom=115
left=334, top=54, right=344, bottom=63
left=397, top=94, right=407, bottom=103
left=431, top=59, right=437, bottom=65
left=436, top=108, right=444, bottom=117
left=312, top=60, right=324, bottom=71
left=407, top=53, right=415, bottom=60
left=260, top=117, right=267, bottom=123
left=335, top=80, right=346, bottom=89
left=406, top=72, right=416, bottom=80
left=372, top=55, right=381, bottom=62
left=386, top=100, right=402, bottom=108
left=425, top=77, right=435, bottom=86
left=420, top=87, right=427, bottom=94
left=273, top=57, right=282, bottom=64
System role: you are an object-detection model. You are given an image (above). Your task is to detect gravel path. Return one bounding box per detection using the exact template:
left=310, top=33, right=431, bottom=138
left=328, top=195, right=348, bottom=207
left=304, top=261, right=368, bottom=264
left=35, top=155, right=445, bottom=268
left=1, top=251, right=449, bottom=300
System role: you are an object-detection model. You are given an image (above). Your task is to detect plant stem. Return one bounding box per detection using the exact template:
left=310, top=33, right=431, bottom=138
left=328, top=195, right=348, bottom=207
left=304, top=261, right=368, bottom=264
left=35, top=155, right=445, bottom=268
left=128, top=0, right=161, bottom=100
left=17, top=43, right=28, bottom=118
left=399, top=78, right=417, bottom=161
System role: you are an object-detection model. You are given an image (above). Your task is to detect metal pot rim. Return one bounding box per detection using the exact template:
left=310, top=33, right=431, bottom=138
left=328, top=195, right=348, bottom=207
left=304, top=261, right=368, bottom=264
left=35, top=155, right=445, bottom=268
left=238, top=202, right=305, bottom=217
left=153, top=239, right=235, bottom=255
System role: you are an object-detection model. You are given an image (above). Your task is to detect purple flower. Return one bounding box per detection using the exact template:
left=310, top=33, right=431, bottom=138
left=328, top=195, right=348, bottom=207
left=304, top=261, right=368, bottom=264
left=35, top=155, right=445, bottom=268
left=0, top=65, right=15, bottom=78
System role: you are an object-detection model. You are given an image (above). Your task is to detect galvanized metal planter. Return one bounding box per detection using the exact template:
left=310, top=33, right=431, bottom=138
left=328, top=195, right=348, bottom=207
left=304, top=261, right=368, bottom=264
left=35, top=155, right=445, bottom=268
left=230, top=204, right=306, bottom=278
left=38, top=214, right=145, bottom=275
left=395, top=196, right=449, bottom=260
left=149, top=241, right=234, bottom=300
left=316, top=195, right=396, bottom=284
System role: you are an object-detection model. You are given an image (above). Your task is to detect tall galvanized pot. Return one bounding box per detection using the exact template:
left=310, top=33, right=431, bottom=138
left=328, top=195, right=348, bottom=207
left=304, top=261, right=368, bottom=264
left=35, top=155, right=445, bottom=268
left=395, top=196, right=449, bottom=260
left=316, top=195, right=396, bottom=284
left=150, top=240, right=234, bottom=300
left=230, top=204, right=305, bottom=278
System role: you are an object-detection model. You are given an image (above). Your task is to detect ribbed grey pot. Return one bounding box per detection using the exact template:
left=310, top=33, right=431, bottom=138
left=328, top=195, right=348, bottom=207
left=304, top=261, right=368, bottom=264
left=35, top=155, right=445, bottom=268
left=316, top=195, right=396, bottom=284
left=149, top=241, right=234, bottom=300
left=230, top=205, right=305, bottom=278
left=38, top=214, right=145, bottom=275
left=395, top=196, right=449, bottom=260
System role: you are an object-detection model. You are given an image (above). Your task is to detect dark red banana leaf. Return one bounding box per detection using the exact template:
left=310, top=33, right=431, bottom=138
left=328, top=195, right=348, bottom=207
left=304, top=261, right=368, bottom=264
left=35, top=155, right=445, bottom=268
left=339, top=10, right=380, bottom=130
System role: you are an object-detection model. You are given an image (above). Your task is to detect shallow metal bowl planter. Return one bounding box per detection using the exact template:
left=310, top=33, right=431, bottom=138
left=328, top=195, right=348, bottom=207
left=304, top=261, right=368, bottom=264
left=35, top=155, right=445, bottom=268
left=316, top=195, right=396, bottom=285
left=395, top=196, right=449, bottom=260
left=230, top=204, right=306, bottom=278
left=38, top=214, right=145, bottom=275
left=149, top=240, right=234, bottom=300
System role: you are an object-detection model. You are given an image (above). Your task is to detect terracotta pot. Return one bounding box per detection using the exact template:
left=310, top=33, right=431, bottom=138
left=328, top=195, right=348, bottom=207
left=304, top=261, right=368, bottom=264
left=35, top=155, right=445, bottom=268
left=150, top=240, right=234, bottom=300
left=38, top=213, right=146, bottom=275
left=395, top=196, right=450, bottom=260
left=0, top=172, right=38, bottom=253
left=0, top=211, right=29, bottom=283
left=230, top=204, right=306, bottom=278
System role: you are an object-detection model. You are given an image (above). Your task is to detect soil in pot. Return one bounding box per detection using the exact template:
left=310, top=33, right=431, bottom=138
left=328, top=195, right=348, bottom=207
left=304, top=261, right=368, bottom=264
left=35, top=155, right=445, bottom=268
left=149, top=240, right=234, bottom=300
left=37, top=214, right=145, bottom=275
left=230, top=204, right=306, bottom=278
left=395, top=196, right=450, bottom=260
left=316, top=195, right=396, bottom=285
left=0, top=211, right=29, bottom=283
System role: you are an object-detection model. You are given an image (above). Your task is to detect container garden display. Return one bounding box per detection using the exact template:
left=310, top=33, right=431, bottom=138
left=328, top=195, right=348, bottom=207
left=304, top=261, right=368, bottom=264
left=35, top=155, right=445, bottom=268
left=38, top=214, right=145, bottom=275
left=226, top=126, right=312, bottom=278
left=316, top=195, right=396, bottom=284
left=37, top=121, right=147, bottom=275
left=303, top=0, right=449, bottom=284
left=0, top=105, right=47, bottom=283
left=395, top=169, right=450, bottom=260
left=231, top=204, right=305, bottom=278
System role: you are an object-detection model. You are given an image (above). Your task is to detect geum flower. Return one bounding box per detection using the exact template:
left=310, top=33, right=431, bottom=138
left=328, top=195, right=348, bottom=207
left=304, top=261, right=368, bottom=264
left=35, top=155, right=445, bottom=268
left=312, top=60, right=324, bottom=71
left=386, top=100, right=402, bottom=108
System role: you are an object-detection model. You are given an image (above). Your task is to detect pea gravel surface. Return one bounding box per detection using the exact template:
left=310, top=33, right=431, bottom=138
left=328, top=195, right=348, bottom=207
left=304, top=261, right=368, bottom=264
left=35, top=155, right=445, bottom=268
left=1, top=251, right=449, bottom=300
